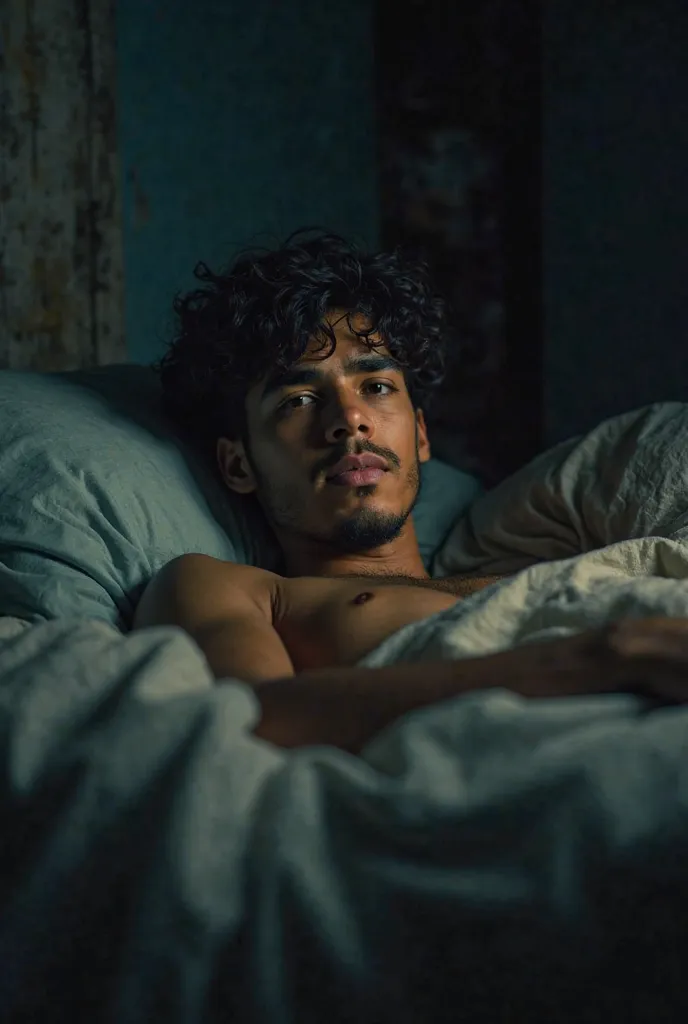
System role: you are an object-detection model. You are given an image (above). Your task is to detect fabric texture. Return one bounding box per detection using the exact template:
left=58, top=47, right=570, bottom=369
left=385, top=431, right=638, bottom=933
left=434, top=401, right=688, bottom=577
left=0, top=364, right=480, bottom=630
left=3, top=537, right=688, bottom=1020
left=363, top=535, right=688, bottom=667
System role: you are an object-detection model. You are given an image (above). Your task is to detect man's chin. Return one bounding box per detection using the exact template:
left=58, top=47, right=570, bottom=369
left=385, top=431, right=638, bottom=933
left=326, top=504, right=409, bottom=553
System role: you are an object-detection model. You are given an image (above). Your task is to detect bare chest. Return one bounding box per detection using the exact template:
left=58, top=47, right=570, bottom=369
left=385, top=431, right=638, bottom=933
left=273, top=577, right=459, bottom=672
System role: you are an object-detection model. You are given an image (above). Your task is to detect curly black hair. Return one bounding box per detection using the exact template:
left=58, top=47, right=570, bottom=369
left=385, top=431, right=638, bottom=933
left=156, top=230, right=450, bottom=452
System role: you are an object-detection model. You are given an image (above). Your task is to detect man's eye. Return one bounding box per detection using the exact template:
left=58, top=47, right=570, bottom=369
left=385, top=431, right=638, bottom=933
left=281, top=393, right=316, bottom=411
left=364, top=381, right=397, bottom=396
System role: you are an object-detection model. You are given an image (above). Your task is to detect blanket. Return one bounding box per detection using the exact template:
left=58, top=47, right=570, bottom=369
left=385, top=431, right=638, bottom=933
left=364, top=534, right=688, bottom=665
left=3, top=538, right=688, bottom=1022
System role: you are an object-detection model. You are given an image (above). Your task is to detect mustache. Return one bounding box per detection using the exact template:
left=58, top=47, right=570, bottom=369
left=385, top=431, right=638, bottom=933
left=314, top=443, right=401, bottom=479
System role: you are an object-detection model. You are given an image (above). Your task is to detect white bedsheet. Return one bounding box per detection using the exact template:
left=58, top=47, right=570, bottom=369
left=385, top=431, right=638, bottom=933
left=3, top=539, right=688, bottom=1021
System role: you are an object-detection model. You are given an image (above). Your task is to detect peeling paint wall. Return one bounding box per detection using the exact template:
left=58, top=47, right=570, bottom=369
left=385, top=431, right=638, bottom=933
left=0, top=0, right=125, bottom=370
left=116, top=0, right=377, bottom=366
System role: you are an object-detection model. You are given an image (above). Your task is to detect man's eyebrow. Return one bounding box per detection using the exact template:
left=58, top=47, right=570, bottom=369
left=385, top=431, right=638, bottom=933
left=260, top=366, right=321, bottom=401
left=260, top=354, right=401, bottom=401
left=343, top=354, right=400, bottom=375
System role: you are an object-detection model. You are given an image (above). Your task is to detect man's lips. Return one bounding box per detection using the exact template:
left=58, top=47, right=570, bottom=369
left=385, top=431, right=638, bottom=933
left=327, top=467, right=386, bottom=486
left=325, top=453, right=389, bottom=487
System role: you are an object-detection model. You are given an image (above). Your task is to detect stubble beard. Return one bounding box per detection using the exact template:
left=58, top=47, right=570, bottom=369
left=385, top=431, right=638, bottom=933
left=256, top=458, right=422, bottom=556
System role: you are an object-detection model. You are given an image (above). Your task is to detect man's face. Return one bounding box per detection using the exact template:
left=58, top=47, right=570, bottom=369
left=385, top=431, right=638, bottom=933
left=217, top=312, right=431, bottom=554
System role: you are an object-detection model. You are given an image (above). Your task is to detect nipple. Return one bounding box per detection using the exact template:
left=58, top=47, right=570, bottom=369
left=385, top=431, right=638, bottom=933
left=352, top=591, right=374, bottom=606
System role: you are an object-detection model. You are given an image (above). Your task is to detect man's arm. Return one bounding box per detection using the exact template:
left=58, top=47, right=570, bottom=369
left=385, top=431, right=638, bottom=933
left=135, top=560, right=688, bottom=754
left=254, top=618, right=688, bottom=753
left=134, top=554, right=295, bottom=682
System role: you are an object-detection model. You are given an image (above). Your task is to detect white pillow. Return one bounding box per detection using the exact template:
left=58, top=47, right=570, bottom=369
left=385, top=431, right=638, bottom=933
left=433, top=402, right=688, bottom=577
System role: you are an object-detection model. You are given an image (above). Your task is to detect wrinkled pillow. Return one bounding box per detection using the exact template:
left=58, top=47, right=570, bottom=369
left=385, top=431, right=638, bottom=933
left=433, top=402, right=688, bottom=577
left=0, top=365, right=481, bottom=629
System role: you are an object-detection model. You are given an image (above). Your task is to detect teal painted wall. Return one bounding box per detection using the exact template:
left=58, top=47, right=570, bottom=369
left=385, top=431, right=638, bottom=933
left=543, top=0, right=688, bottom=444
left=115, top=0, right=378, bottom=365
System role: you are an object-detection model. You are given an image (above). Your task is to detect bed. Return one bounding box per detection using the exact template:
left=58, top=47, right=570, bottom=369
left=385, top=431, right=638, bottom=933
left=1, top=367, right=688, bottom=1022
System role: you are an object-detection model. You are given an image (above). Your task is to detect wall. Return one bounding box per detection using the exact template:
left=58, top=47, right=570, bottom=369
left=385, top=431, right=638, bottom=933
left=115, top=0, right=378, bottom=366
left=543, top=0, right=688, bottom=444
left=0, top=0, right=125, bottom=370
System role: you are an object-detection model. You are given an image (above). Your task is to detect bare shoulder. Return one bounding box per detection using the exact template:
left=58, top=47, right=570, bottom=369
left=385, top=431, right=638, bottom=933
left=134, top=553, right=282, bottom=630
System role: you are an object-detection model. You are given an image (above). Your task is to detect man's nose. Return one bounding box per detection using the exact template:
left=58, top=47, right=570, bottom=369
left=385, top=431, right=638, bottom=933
left=323, top=398, right=373, bottom=444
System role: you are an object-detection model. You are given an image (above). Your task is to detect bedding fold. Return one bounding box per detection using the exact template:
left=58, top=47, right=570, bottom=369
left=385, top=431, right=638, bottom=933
left=3, top=537, right=688, bottom=1020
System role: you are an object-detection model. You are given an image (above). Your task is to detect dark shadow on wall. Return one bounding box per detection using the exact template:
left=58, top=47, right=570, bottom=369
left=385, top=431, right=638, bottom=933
left=375, top=0, right=542, bottom=485
left=543, top=0, right=688, bottom=445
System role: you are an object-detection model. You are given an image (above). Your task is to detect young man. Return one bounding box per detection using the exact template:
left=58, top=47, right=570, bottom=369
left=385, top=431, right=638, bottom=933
left=136, top=232, right=688, bottom=752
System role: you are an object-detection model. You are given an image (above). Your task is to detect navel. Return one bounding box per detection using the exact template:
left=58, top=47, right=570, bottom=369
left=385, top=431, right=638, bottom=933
left=352, top=591, right=374, bottom=606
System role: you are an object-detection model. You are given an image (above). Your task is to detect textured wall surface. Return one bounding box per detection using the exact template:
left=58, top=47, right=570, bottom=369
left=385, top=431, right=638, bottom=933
left=544, top=0, right=688, bottom=444
left=116, top=0, right=378, bottom=366
left=0, top=0, right=125, bottom=370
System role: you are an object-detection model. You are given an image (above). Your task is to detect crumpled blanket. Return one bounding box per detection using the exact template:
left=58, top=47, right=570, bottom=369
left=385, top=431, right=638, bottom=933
left=3, top=538, right=688, bottom=1022
left=433, top=401, right=688, bottom=577
left=363, top=534, right=688, bottom=666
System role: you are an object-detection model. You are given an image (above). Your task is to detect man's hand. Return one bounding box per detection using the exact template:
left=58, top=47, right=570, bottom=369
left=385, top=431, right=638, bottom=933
left=604, top=616, right=688, bottom=703
left=489, top=617, right=688, bottom=704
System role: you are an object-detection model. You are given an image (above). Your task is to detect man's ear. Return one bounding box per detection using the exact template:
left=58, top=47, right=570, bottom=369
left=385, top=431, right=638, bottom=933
left=415, top=408, right=431, bottom=463
left=216, top=437, right=257, bottom=494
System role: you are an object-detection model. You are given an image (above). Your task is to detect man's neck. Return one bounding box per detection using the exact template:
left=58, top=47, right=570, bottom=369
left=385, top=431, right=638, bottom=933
left=279, top=522, right=429, bottom=580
